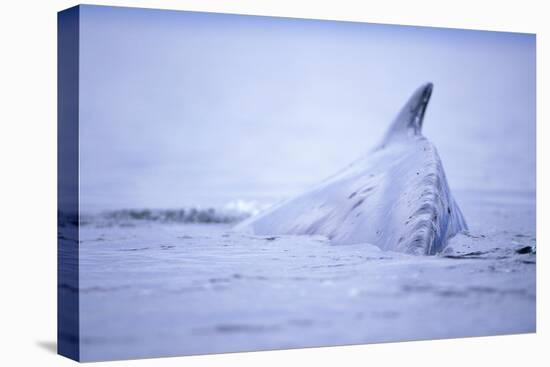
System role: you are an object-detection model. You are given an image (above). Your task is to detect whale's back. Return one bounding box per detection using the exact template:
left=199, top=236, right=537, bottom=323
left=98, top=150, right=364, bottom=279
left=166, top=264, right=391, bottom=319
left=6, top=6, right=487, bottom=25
left=235, top=83, right=467, bottom=254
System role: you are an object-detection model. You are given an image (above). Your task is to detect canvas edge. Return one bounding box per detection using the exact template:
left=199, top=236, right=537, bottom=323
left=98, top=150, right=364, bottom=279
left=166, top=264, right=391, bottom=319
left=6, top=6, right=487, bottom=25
left=57, top=4, right=81, bottom=362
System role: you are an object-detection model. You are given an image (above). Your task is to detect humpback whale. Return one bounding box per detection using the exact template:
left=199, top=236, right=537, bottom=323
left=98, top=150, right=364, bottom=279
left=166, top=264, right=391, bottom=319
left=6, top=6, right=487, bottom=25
left=235, top=83, right=467, bottom=255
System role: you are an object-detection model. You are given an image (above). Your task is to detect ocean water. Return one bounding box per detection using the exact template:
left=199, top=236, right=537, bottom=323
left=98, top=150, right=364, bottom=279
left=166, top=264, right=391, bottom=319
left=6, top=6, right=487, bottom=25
left=70, top=188, right=535, bottom=361
left=65, top=6, right=536, bottom=361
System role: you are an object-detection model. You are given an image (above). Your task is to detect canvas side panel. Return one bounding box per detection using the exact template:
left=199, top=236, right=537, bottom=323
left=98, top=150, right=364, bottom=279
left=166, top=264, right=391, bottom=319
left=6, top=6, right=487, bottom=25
left=57, top=5, right=80, bottom=361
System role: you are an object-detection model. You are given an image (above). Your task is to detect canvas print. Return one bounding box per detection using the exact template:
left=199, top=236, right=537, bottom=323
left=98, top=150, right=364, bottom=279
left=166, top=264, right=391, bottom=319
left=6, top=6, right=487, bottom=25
left=58, top=5, right=536, bottom=362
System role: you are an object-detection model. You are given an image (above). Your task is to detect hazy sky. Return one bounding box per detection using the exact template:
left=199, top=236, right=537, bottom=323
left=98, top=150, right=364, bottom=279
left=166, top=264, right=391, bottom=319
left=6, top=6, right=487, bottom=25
left=78, top=5, right=536, bottom=210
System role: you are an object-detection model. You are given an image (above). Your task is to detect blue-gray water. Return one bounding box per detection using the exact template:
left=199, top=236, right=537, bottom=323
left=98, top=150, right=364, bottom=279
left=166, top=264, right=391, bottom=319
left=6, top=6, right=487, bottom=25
left=67, top=188, right=535, bottom=361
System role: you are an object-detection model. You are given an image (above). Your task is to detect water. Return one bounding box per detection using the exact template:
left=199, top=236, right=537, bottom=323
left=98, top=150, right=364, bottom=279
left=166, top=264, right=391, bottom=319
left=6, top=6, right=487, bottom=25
left=66, top=6, right=536, bottom=361
left=71, top=189, right=535, bottom=361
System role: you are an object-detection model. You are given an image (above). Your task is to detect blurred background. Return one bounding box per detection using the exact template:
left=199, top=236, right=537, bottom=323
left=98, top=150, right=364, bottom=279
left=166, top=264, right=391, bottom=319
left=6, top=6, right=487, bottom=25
left=78, top=5, right=536, bottom=211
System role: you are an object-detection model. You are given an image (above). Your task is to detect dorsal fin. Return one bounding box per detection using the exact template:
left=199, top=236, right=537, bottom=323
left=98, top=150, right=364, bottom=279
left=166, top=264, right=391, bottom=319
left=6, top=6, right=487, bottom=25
left=379, top=83, right=433, bottom=147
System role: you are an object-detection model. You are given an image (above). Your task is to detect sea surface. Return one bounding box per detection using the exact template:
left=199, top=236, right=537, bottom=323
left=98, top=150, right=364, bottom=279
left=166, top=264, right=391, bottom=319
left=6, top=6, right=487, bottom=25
left=62, top=8, right=536, bottom=361
left=65, top=188, right=535, bottom=361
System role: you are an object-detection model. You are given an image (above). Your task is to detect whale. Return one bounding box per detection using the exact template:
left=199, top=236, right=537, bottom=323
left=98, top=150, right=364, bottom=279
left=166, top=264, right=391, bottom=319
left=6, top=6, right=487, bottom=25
left=235, top=83, right=467, bottom=255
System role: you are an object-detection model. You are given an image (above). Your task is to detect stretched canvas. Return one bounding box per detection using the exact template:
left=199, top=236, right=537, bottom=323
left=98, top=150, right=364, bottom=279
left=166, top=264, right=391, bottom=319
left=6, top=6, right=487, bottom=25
left=58, top=4, right=536, bottom=362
